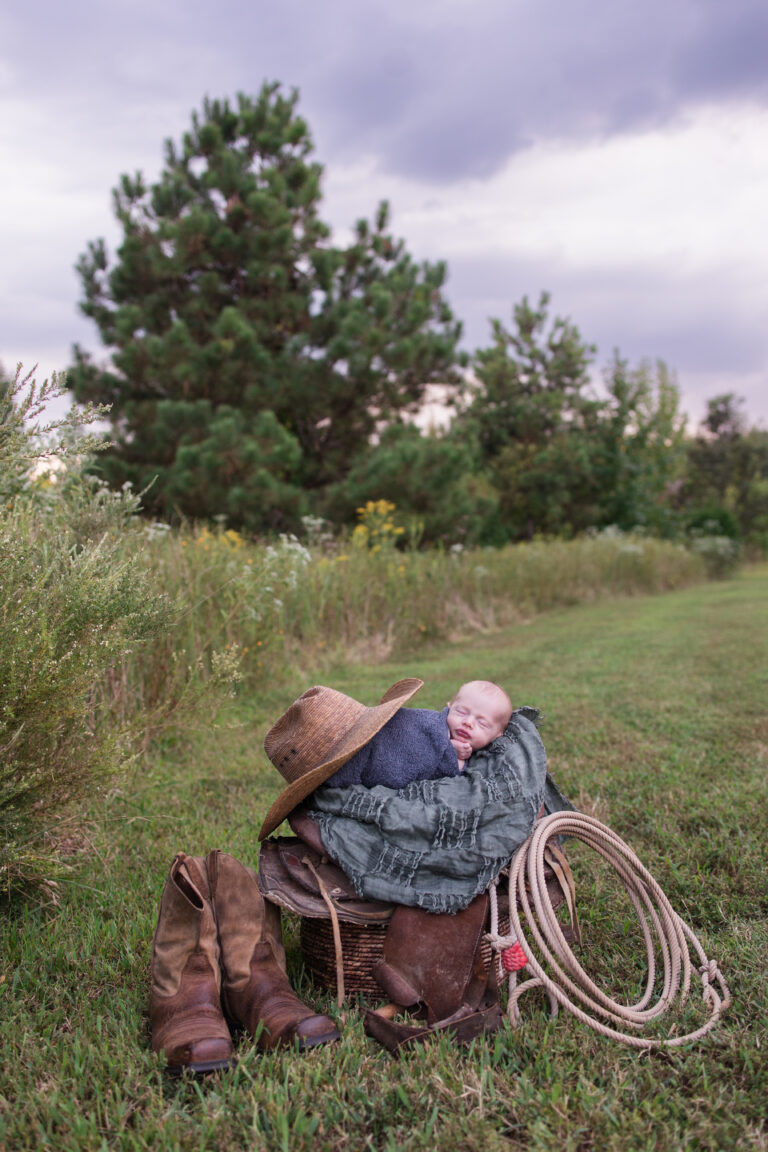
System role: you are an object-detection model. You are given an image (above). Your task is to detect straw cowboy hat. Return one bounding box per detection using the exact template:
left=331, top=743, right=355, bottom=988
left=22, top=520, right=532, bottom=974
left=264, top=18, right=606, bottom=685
left=258, top=678, right=424, bottom=840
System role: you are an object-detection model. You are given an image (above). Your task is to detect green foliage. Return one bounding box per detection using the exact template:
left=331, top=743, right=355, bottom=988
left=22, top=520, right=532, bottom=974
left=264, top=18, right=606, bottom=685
left=324, top=423, right=497, bottom=546
left=0, top=501, right=172, bottom=896
left=596, top=355, right=687, bottom=536
left=684, top=393, right=768, bottom=550
left=461, top=298, right=689, bottom=543
left=0, top=370, right=167, bottom=895
left=0, top=363, right=110, bottom=502
left=69, top=86, right=462, bottom=528
left=469, top=291, right=596, bottom=462
left=686, top=503, right=741, bottom=540
left=162, top=403, right=307, bottom=532
left=0, top=367, right=241, bottom=899
left=462, top=293, right=601, bottom=540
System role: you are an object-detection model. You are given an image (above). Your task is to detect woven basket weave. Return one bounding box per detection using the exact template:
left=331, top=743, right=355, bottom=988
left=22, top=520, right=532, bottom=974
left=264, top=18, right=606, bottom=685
left=300, top=917, right=390, bottom=997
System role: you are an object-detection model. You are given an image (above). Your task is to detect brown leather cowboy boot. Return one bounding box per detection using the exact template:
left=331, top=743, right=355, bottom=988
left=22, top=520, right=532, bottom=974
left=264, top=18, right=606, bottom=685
left=206, top=850, right=340, bottom=1050
left=149, top=853, right=233, bottom=1073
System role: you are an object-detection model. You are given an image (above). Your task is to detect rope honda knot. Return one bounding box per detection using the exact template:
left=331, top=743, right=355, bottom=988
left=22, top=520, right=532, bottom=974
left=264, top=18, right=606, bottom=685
left=699, top=959, right=722, bottom=1005
left=699, top=959, right=719, bottom=987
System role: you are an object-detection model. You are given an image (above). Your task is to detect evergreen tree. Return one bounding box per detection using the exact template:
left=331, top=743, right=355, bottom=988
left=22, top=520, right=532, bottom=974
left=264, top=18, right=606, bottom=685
left=463, top=296, right=688, bottom=541
left=469, top=292, right=596, bottom=463
left=596, top=355, right=686, bottom=535
left=69, top=85, right=461, bottom=531
left=462, top=293, right=599, bottom=539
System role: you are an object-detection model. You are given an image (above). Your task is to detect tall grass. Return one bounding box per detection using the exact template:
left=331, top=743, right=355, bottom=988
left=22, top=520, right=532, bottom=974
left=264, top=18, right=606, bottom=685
left=2, top=566, right=765, bottom=1151
left=124, top=525, right=708, bottom=708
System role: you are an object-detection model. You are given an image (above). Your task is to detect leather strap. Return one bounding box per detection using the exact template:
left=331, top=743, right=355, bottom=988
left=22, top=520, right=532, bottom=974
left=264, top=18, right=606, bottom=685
left=543, top=842, right=582, bottom=947
left=364, top=998, right=503, bottom=1054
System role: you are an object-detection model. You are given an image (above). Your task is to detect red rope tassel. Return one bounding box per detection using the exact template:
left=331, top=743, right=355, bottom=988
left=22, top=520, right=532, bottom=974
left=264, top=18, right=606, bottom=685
left=502, top=941, right=528, bottom=972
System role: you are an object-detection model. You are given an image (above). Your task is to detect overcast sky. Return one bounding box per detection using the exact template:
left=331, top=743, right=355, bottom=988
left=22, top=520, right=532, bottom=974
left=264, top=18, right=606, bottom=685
left=2, top=0, right=767, bottom=427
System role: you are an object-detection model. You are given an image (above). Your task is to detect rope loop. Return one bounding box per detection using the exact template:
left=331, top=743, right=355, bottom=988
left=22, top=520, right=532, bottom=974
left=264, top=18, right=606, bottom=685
left=505, top=812, right=730, bottom=1049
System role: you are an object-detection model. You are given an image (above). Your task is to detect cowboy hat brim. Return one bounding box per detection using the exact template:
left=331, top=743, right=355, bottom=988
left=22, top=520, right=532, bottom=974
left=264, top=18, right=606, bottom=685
left=258, top=678, right=423, bottom=840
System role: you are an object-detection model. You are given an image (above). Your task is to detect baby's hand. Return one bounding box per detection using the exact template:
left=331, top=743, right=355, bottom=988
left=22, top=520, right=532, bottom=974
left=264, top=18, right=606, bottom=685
left=451, top=736, right=473, bottom=762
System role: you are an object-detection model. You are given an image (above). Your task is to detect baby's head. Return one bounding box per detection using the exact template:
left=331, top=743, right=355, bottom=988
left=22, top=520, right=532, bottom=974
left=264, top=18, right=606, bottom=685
left=446, top=680, right=512, bottom=752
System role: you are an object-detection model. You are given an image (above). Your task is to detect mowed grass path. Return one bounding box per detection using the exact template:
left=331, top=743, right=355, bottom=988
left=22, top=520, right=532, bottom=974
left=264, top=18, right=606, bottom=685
left=1, top=566, right=766, bottom=1151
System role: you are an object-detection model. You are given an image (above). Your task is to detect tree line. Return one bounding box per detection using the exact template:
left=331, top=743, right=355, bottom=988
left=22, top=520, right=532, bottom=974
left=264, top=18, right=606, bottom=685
left=65, top=84, right=768, bottom=549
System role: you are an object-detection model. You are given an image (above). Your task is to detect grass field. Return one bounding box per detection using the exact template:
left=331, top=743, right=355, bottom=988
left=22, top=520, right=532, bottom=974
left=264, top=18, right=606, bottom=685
left=1, top=566, right=766, bottom=1151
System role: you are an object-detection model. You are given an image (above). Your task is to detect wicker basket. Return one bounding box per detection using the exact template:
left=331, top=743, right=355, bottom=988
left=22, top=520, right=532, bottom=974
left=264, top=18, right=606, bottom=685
left=300, top=917, right=390, bottom=998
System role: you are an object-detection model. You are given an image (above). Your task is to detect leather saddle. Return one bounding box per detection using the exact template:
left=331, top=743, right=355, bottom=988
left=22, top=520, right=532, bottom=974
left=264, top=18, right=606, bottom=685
left=258, top=834, right=577, bottom=1054
left=258, top=836, right=394, bottom=925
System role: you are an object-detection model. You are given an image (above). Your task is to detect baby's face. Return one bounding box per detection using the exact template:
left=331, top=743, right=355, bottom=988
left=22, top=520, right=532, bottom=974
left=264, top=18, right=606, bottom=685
left=446, top=684, right=509, bottom=751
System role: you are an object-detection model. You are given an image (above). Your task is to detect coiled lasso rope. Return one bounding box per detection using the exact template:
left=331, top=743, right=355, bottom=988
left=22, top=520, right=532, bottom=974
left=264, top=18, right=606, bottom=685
left=485, top=812, right=731, bottom=1048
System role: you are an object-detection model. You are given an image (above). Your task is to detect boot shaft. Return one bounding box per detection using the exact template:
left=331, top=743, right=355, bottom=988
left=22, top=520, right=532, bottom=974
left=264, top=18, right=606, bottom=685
left=206, top=850, right=267, bottom=990
left=149, top=852, right=232, bottom=1071
left=206, top=850, right=339, bottom=1050
left=151, top=853, right=223, bottom=999
left=373, top=893, right=492, bottom=1024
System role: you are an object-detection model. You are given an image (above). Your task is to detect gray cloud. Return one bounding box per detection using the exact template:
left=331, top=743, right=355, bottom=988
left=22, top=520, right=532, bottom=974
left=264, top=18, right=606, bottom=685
left=5, top=0, right=768, bottom=186
left=305, top=0, right=768, bottom=181
left=3, top=0, right=767, bottom=426
left=446, top=251, right=768, bottom=422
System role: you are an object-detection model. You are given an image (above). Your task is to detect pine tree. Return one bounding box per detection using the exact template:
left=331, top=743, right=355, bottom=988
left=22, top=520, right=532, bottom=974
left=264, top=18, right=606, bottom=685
left=460, top=293, right=599, bottom=539
left=462, top=295, right=687, bottom=541
left=69, top=85, right=461, bottom=531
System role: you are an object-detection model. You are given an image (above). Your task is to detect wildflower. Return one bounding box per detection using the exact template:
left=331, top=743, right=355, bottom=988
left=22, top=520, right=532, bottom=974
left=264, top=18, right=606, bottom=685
left=353, top=499, right=405, bottom=552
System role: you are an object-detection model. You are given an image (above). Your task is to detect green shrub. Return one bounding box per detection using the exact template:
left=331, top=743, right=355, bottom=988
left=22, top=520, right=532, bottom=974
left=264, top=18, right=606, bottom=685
left=686, top=503, right=741, bottom=540
left=0, top=367, right=238, bottom=898
left=0, top=502, right=173, bottom=896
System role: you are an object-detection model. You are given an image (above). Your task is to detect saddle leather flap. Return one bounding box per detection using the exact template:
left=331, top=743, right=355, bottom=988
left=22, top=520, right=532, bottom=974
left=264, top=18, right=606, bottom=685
left=258, top=837, right=394, bottom=924
left=374, top=893, right=492, bottom=1025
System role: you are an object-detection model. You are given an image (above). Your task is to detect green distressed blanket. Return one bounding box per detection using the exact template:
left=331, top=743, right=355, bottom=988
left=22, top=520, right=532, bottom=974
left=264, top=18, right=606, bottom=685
left=308, top=708, right=574, bottom=913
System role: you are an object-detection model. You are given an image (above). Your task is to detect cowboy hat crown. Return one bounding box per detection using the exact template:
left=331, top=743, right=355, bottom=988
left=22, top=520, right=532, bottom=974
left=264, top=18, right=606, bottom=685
left=258, top=678, right=423, bottom=840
